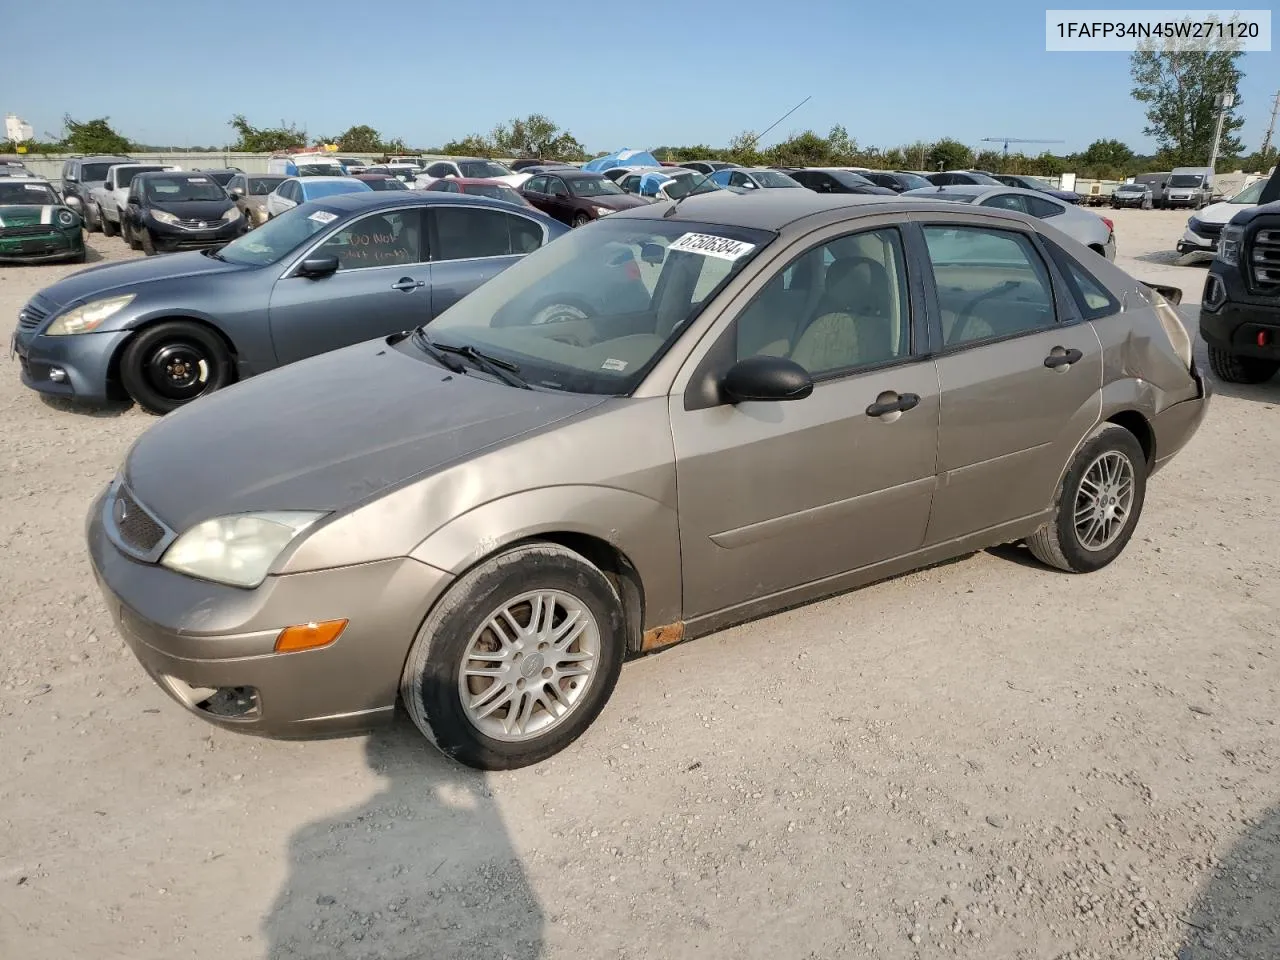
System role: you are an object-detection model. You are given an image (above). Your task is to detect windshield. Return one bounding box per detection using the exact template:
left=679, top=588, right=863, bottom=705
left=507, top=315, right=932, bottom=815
left=303, top=179, right=372, bottom=199
left=1118, top=183, right=1146, bottom=191
left=458, top=160, right=513, bottom=178
left=423, top=218, right=774, bottom=395
left=1169, top=174, right=1204, bottom=188
left=144, top=175, right=228, bottom=202
left=297, top=164, right=346, bottom=177
left=965, top=172, right=1004, bottom=185
left=754, top=171, right=801, bottom=188
left=467, top=183, right=527, bottom=204
left=896, top=173, right=932, bottom=190
left=1230, top=180, right=1265, bottom=204
left=0, top=182, right=59, bottom=204
left=216, top=205, right=335, bottom=265
left=662, top=173, right=719, bottom=199
left=80, top=162, right=122, bottom=182
left=114, top=166, right=166, bottom=188
left=567, top=176, right=625, bottom=197
left=249, top=176, right=286, bottom=195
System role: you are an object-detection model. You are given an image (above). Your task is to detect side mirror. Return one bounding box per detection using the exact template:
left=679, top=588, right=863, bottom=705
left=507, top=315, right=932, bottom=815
left=298, top=256, right=339, bottom=278
left=640, top=242, right=666, bottom=265
left=229, top=187, right=244, bottom=197
left=721, top=355, right=813, bottom=403
left=554, top=189, right=568, bottom=199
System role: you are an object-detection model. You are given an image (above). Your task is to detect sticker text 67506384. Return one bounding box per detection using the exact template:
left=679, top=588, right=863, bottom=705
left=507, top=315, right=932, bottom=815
left=667, top=232, right=756, bottom=261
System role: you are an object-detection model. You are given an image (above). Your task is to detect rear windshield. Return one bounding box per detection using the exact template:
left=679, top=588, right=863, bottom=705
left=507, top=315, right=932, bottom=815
left=567, top=177, right=624, bottom=197
left=297, top=164, right=346, bottom=177
left=895, top=173, right=932, bottom=190
left=458, top=160, right=513, bottom=179
left=144, top=175, right=228, bottom=202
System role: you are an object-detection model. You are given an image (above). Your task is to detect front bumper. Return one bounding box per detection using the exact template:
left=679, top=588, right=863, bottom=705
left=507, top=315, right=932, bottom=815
left=0, top=230, right=84, bottom=264
left=1199, top=262, right=1280, bottom=360
left=86, top=484, right=455, bottom=738
left=1111, top=195, right=1147, bottom=207
left=146, top=217, right=245, bottom=251
left=1176, top=227, right=1218, bottom=261
left=11, top=323, right=131, bottom=402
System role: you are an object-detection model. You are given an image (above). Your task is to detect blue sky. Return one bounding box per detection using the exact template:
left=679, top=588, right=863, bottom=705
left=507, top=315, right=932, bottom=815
left=4, top=0, right=1276, bottom=155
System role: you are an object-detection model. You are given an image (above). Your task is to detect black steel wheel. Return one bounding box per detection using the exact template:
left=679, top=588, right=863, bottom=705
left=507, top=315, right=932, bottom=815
left=119, top=321, right=234, bottom=415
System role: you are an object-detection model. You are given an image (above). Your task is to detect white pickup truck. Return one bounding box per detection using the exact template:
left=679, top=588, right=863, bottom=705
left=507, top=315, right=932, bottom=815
left=90, top=163, right=178, bottom=237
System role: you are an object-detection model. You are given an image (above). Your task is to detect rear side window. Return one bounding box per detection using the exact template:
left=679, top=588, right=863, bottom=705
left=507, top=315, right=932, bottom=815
left=432, top=207, right=543, bottom=260
left=1042, top=238, right=1119, bottom=320
left=1024, top=195, right=1065, bottom=219
left=923, top=225, right=1057, bottom=346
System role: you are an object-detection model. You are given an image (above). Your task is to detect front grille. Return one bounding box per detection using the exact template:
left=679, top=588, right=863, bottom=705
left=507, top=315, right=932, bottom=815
left=16, top=297, right=49, bottom=330
left=2, top=225, right=57, bottom=238
left=1248, top=225, right=1280, bottom=289
left=175, top=218, right=218, bottom=230
left=1189, top=218, right=1222, bottom=239
left=112, top=486, right=166, bottom=554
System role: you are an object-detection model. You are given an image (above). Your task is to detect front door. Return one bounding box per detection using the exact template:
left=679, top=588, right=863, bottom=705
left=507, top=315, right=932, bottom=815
left=268, top=208, right=430, bottom=365
left=917, top=222, right=1104, bottom=543
left=670, top=224, right=940, bottom=619
left=426, top=205, right=546, bottom=316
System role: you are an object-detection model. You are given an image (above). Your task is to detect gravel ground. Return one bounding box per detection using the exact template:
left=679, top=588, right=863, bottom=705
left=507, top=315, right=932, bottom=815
left=1, top=209, right=1277, bottom=960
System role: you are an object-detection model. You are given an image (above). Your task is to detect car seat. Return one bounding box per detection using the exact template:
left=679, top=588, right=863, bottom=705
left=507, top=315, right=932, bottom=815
left=790, top=256, right=895, bottom=372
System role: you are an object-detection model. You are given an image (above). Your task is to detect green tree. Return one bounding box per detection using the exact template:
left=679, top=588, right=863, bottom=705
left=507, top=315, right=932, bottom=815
left=1080, top=138, right=1135, bottom=169
left=972, top=149, right=1004, bottom=172
left=825, top=124, right=856, bottom=164
left=1130, top=18, right=1246, bottom=166
left=486, top=114, right=586, bottom=160
left=926, top=138, right=971, bottom=171
left=228, top=114, right=307, bottom=152
left=1240, top=147, right=1277, bottom=173
left=61, top=115, right=132, bottom=154
left=766, top=130, right=832, bottom=166
left=725, top=130, right=763, bottom=166
left=333, top=124, right=382, bottom=152
left=440, top=134, right=494, bottom=157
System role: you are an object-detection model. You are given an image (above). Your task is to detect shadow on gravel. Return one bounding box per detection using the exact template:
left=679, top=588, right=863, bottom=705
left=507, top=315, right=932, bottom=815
left=262, top=709, right=544, bottom=960
left=37, top=395, right=134, bottom=418
left=1178, top=804, right=1280, bottom=959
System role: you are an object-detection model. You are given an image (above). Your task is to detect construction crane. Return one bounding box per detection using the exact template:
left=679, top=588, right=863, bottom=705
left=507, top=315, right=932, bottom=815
left=982, top=137, right=1066, bottom=158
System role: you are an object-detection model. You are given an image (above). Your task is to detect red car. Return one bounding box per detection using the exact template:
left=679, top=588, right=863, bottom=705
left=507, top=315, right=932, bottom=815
left=424, top=177, right=533, bottom=208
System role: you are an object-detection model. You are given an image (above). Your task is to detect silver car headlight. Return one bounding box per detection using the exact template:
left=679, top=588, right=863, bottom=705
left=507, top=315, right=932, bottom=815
left=1216, top=225, right=1243, bottom=265
left=46, top=294, right=136, bottom=336
left=161, top=511, right=325, bottom=588
left=151, top=209, right=179, bottom=225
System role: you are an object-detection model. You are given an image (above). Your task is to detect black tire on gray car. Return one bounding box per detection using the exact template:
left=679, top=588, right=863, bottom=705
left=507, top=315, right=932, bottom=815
left=400, top=542, right=626, bottom=770
left=100, top=208, right=117, bottom=238
left=119, top=320, right=235, bottom=415
left=1026, top=423, right=1148, bottom=574
left=1207, top=345, right=1279, bottom=384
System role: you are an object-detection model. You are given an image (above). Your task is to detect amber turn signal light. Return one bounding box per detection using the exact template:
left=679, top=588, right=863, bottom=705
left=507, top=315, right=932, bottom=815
left=274, top=619, right=348, bottom=653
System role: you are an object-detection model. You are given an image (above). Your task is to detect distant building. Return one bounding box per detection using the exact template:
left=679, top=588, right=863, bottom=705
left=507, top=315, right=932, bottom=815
left=5, top=114, right=34, bottom=143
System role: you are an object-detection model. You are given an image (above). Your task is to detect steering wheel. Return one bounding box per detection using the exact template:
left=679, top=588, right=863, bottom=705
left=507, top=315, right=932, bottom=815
left=950, top=280, right=1021, bottom=344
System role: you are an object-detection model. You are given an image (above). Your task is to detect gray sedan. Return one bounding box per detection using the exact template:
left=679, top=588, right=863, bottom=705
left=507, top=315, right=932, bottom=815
left=88, top=190, right=1207, bottom=769
left=12, top=192, right=566, bottom=413
left=903, top=184, right=1116, bottom=259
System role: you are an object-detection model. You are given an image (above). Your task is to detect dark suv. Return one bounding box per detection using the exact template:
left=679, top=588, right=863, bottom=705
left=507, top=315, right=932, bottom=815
left=59, top=154, right=133, bottom=231
left=1199, top=169, right=1280, bottom=384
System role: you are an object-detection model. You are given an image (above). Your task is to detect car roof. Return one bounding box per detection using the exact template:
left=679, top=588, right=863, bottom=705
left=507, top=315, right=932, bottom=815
left=554, top=170, right=607, bottom=179
left=914, top=184, right=1058, bottom=199
left=2, top=177, right=52, bottom=187
left=313, top=190, right=545, bottom=215
left=353, top=173, right=395, bottom=180
left=448, top=178, right=517, bottom=186
left=616, top=190, right=901, bottom=230
left=76, top=154, right=132, bottom=162
left=294, top=176, right=363, bottom=185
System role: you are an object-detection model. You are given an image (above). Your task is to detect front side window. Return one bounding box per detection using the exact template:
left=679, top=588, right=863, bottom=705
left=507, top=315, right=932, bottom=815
left=735, top=228, right=911, bottom=375
left=424, top=219, right=774, bottom=395
left=312, top=210, right=421, bottom=270
left=923, top=225, right=1056, bottom=347
left=524, top=176, right=547, bottom=194
left=251, top=176, right=286, bottom=196
left=432, top=207, right=543, bottom=260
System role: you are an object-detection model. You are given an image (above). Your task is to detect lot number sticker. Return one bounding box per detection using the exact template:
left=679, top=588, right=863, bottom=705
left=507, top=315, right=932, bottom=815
left=308, top=211, right=338, bottom=225
left=187, top=177, right=209, bottom=183
left=668, top=232, right=755, bottom=261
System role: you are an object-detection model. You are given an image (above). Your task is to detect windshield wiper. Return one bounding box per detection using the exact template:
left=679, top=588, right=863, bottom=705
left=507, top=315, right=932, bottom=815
left=410, top=329, right=467, bottom=373
left=202, top=248, right=227, bottom=261
left=432, top=340, right=531, bottom=389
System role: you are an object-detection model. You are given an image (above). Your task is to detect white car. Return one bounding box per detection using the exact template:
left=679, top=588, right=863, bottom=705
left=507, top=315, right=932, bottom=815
left=90, top=163, right=178, bottom=237
left=264, top=176, right=372, bottom=219
left=412, top=157, right=529, bottom=190
left=1175, top=178, right=1267, bottom=263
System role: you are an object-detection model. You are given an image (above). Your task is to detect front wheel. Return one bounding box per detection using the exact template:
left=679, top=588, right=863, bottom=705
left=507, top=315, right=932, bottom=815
left=572, top=212, right=591, bottom=228
left=119, top=320, right=235, bottom=414
left=100, top=208, right=118, bottom=238
left=123, top=218, right=141, bottom=251
left=400, top=543, right=626, bottom=770
left=140, top=227, right=156, bottom=256
left=1026, top=423, right=1148, bottom=573
left=1208, top=345, right=1279, bottom=384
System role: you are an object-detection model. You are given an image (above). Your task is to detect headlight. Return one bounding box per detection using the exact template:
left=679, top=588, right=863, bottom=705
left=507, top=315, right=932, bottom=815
left=151, top=209, right=179, bottom=225
left=64, top=195, right=81, bottom=207
left=46, top=294, right=136, bottom=336
left=160, top=511, right=325, bottom=588
left=1217, top=225, right=1243, bottom=265
left=57, top=209, right=78, bottom=228
left=221, top=206, right=241, bottom=222
left=594, top=206, right=614, bottom=216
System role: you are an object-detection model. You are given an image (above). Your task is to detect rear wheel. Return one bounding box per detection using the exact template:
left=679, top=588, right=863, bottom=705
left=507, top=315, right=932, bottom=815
left=100, top=207, right=117, bottom=238
left=119, top=321, right=235, bottom=414
left=572, top=211, right=591, bottom=228
left=400, top=543, right=626, bottom=770
left=1027, top=423, right=1147, bottom=573
left=1207, top=345, right=1279, bottom=384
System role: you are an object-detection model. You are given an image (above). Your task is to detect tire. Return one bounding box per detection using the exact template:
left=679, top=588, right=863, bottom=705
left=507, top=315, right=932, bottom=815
left=1142, top=199, right=1152, bottom=210
left=1026, top=423, right=1148, bottom=574
left=100, top=207, right=117, bottom=238
left=140, top=227, right=156, bottom=256
left=119, top=320, right=235, bottom=415
left=123, top=218, right=141, bottom=251
left=83, top=200, right=100, bottom=233
left=400, top=542, right=626, bottom=770
left=572, top=212, right=591, bottom=228
left=1207, top=345, right=1280, bottom=384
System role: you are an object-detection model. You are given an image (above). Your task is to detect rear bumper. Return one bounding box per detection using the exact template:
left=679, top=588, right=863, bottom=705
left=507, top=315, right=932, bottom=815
left=1151, top=360, right=1212, bottom=473
left=86, top=485, right=455, bottom=738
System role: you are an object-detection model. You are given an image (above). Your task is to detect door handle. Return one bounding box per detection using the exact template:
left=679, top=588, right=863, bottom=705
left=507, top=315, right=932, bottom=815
left=865, top=392, right=920, bottom=418
left=391, top=278, right=425, bottom=292
left=1043, top=347, right=1084, bottom=368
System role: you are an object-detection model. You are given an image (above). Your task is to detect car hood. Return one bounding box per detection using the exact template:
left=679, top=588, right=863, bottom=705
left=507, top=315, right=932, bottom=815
left=149, top=198, right=235, bottom=219
left=35, top=250, right=251, bottom=309
left=1196, top=199, right=1254, bottom=225
left=122, top=339, right=608, bottom=533
left=0, top=204, right=70, bottom=225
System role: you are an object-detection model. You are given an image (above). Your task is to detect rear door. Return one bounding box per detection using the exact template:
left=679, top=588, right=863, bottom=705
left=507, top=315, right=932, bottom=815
left=426, top=205, right=549, bottom=315
left=912, top=216, right=1103, bottom=544
left=267, top=207, right=430, bottom=365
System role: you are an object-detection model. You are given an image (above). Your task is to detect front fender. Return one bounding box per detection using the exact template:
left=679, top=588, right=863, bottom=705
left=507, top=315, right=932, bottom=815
left=408, top=485, right=682, bottom=629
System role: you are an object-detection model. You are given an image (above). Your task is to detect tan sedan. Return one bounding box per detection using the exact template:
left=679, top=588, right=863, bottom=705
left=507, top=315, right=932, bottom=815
left=225, top=173, right=286, bottom=228
left=88, top=191, right=1210, bottom=770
